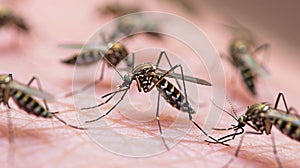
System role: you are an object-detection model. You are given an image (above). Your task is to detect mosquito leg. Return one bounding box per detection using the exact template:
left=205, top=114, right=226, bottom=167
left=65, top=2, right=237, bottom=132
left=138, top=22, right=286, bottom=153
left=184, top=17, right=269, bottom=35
left=81, top=87, right=128, bottom=110
left=225, top=131, right=263, bottom=167
left=156, top=51, right=182, bottom=90
left=271, top=133, right=283, bottom=168
left=252, top=43, right=271, bottom=62
left=274, top=92, right=289, bottom=113
left=175, top=64, right=227, bottom=145
left=156, top=91, right=170, bottom=150
left=85, top=88, right=129, bottom=123
left=63, top=60, right=105, bottom=97
left=7, top=109, right=15, bottom=166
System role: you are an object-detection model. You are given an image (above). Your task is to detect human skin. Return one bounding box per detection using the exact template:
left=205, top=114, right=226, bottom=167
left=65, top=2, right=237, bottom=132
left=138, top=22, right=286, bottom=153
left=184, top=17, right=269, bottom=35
left=1, top=0, right=300, bottom=168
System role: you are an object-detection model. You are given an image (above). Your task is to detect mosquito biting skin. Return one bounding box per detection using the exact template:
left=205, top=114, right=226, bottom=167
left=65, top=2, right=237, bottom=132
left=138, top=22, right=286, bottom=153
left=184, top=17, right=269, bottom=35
left=207, top=92, right=299, bottom=167
left=0, top=73, right=86, bottom=131
left=81, top=50, right=227, bottom=150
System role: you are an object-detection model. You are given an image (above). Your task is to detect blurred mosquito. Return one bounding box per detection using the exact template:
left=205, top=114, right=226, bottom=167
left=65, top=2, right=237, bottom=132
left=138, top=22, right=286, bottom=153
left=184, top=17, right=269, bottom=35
left=0, top=5, right=30, bottom=33
left=206, top=92, right=299, bottom=167
left=223, top=24, right=270, bottom=96
left=98, top=2, right=140, bottom=17
left=60, top=39, right=132, bottom=97
left=109, top=13, right=163, bottom=40
left=0, top=73, right=86, bottom=135
left=81, top=50, right=226, bottom=149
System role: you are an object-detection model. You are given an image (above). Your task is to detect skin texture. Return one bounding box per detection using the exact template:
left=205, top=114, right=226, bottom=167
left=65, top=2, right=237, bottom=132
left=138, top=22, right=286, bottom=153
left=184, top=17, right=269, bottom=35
left=1, top=0, right=300, bottom=168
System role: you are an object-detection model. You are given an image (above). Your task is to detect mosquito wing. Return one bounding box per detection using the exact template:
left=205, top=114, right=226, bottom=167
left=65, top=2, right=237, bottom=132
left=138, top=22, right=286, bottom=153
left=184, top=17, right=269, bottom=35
left=156, top=68, right=212, bottom=86
left=241, top=54, right=270, bottom=78
left=58, top=43, right=108, bottom=51
left=8, top=81, right=54, bottom=100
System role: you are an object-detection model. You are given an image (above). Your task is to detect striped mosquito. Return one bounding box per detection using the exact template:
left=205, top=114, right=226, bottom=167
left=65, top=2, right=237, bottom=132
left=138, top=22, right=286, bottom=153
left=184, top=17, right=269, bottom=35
left=60, top=38, right=132, bottom=97
left=207, top=92, right=299, bottom=167
left=81, top=50, right=225, bottom=150
left=0, top=73, right=86, bottom=132
left=223, top=24, right=270, bottom=96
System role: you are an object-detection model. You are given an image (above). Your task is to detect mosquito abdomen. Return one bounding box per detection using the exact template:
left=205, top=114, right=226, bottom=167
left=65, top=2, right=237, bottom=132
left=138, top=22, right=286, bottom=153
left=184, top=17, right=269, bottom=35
left=266, top=109, right=300, bottom=141
left=239, top=61, right=256, bottom=95
left=62, top=50, right=102, bottom=65
left=156, top=78, right=195, bottom=113
left=11, top=89, right=52, bottom=118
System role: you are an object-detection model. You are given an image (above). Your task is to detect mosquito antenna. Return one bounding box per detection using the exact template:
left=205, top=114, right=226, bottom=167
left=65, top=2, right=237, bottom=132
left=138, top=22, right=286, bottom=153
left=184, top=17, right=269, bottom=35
left=131, top=52, right=135, bottom=71
left=211, top=99, right=238, bottom=121
left=226, top=97, right=239, bottom=120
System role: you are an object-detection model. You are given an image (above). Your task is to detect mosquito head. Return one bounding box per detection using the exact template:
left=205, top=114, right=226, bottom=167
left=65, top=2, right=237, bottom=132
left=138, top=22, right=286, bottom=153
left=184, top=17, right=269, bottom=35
left=236, top=115, right=247, bottom=128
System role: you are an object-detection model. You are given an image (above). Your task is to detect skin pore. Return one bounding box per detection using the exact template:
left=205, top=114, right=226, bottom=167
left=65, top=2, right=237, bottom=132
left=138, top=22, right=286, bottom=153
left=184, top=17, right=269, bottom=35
left=1, top=0, right=300, bottom=168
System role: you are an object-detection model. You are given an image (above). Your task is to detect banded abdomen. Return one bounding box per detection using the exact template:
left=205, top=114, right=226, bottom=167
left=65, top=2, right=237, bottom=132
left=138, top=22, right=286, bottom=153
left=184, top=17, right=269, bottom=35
left=156, top=78, right=195, bottom=113
left=238, top=61, right=256, bottom=95
left=62, top=50, right=103, bottom=65
left=10, top=89, right=52, bottom=118
left=267, top=109, right=300, bottom=141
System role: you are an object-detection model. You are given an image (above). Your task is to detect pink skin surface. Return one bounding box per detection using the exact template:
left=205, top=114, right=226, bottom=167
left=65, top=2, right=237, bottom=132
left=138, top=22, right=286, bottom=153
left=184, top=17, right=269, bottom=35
left=0, top=0, right=300, bottom=168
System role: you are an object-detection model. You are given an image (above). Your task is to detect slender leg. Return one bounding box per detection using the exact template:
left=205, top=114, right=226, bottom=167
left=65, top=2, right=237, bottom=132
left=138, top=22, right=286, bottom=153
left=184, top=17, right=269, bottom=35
left=64, top=60, right=106, bottom=97
left=274, top=92, right=289, bottom=113
left=271, top=133, right=283, bottom=168
left=7, top=109, right=15, bottom=166
left=224, top=131, right=263, bottom=167
left=81, top=87, right=129, bottom=110
left=85, top=88, right=129, bottom=123
left=155, top=91, right=170, bottom=150
left=252, top=43, right=270, bottom=62
left=156, top=51, right=182, bottom=90
left=205, top=127, right=244, bottom=145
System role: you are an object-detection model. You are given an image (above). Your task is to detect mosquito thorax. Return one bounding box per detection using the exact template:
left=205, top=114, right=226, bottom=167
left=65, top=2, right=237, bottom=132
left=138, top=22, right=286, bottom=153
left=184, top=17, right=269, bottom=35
left=230, top=39, right=249, bottom=56
left=132, top=62, right=156, bottom=74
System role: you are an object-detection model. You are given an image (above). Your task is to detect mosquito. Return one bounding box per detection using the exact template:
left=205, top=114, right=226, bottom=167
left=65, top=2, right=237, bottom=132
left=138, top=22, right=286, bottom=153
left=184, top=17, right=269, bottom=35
left=0, top=73, right=86, bottom=132
left=60, top=40, right=132, bottom=97
left=0, top=5, right=30, bottom=33
left=206, top=92, right=299, bottom=167
left=223, top=24, right=270, bottom=96
left=81, top=50, right=226, bottom=150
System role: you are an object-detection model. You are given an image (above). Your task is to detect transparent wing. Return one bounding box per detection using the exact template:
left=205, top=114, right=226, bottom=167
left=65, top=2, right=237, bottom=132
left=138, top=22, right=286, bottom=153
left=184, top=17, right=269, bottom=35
left=240, top=54, right=270, bottom=77
left=156, top=68, right=212, bottom=86
left=8, top=81, right=54, bottom=100
left=58, top=43, right=108, bottom=51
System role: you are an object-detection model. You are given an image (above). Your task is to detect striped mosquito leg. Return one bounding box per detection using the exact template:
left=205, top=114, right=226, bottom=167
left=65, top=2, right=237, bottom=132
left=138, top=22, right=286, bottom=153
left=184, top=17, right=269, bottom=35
left=271, top=133, right=283, bottom=168
left=156, top=91, right=170, bottom=150
left=274, top=92, right=289, bottom=112
left=225, top=131, right=263, bottom=167
left=156, top=51, right=182, bottom=90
